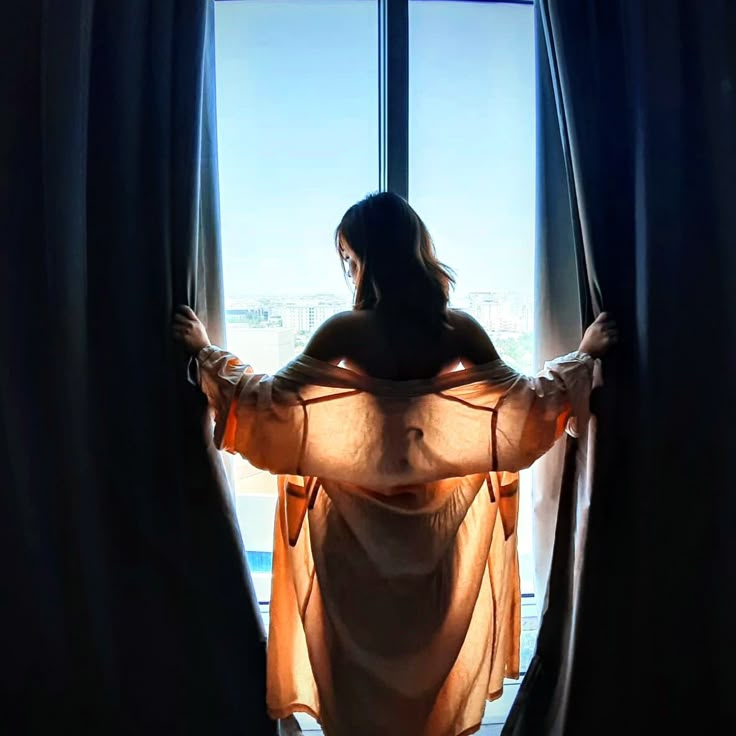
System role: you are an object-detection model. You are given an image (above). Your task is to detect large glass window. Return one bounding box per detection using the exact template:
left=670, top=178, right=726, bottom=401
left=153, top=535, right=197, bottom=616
left=215, top=0, right=536, bottom=728
left=216, top=0, right=535, bottom=681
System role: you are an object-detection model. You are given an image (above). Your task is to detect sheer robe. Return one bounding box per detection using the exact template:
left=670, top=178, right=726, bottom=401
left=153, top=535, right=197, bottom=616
left=197, top=348, right=593, bottom=736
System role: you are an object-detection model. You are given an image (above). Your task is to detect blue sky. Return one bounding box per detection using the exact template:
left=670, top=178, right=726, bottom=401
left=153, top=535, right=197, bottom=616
left=214, top=0, right=535, bottom=301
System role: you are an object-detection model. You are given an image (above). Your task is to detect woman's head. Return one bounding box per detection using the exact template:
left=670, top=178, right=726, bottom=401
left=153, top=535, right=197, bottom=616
left=335, top=192, right=455, bottom=327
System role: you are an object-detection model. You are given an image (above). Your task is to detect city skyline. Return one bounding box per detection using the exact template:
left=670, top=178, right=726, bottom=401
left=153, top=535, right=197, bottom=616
left=225, top=289, right=533, bottom=333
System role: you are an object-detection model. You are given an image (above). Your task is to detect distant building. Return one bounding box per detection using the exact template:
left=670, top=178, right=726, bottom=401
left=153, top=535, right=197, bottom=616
left=277, top=298, right=350, bottom=332
left=467, top=291, right=532, bottom=334
left=226, top=306, right=270, bottom=325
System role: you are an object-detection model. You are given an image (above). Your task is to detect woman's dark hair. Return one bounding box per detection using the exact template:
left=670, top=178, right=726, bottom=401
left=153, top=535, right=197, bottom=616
left=335, top=192, right=455, bottom=330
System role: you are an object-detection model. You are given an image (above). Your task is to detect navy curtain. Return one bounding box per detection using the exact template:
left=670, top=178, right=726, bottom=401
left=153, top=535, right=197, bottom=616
left=1, top=2, right=275, bottom=733
left=506, top=2, right=736, bottom=734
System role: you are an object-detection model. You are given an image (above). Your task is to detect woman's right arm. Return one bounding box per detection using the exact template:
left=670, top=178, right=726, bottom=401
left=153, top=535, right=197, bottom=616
left=449, top=310, right=500, bottom=366
left=454, top=309, right=617, bottom=467
left=577, top=312, right=618, bottom=358
left=509, top=313, right=617, bottom=466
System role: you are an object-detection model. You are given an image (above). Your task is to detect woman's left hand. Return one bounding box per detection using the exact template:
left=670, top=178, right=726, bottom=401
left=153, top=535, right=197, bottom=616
left=172, top=305, right=211, bottom=355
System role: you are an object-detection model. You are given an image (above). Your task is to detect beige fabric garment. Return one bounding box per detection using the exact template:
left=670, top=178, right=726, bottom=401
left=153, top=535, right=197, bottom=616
left=197, top=348, right=594, bottom=736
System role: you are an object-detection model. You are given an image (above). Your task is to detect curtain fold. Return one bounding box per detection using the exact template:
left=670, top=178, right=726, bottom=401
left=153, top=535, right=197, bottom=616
left=1, top=1, right=275, bottom=733
left=507, top=2, right=736, bottom=734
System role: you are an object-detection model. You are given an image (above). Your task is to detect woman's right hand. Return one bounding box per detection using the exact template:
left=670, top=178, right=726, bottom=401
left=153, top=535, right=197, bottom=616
left=579, top=312, right=618, bottom=358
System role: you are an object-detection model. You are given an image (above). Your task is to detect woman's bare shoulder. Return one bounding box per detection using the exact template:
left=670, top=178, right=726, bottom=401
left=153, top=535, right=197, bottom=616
left=302, top=310, right=371, bottom=364
left=447, top=309, right=500, bottom=366
left=304, top=308, right=500, bottom=369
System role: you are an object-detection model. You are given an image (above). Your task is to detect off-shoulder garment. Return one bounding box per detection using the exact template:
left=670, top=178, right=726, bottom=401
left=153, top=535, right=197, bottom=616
left=197, top=348, right=594, bottom=736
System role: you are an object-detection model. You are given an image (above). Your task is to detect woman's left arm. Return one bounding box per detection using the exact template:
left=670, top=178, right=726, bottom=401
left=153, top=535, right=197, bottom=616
left=172, top=305, right=252, bottom=436
left=172, top=305, right=212, bottom=355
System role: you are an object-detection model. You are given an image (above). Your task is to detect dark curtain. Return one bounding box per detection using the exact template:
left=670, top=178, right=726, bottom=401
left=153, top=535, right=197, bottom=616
left=1, top=2, right=275, bottom=734
left=506, top=2, right=736, bottom=735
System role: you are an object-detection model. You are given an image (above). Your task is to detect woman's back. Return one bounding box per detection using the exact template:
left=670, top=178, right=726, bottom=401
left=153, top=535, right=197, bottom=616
left=303, top=308, right=500, bottom=381
left=172, top=188, right=615, bottom=736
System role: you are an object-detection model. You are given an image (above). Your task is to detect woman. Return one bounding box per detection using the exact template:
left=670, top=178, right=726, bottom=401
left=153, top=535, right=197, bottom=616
left=173, top=192, right=615, bottom=736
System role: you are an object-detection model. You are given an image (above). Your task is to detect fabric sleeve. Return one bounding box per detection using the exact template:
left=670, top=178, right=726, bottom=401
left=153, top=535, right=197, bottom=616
left=196, top=346, right=306, bottom=473
left=196, top=345, right=254, bottom=449
left=494, top=351, right=595, bottom=471
left=534, top=350, right=595, bottom=438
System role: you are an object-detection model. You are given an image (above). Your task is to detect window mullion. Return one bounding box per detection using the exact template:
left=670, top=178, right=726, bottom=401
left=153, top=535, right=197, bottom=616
left=379, top=0, right=409, bottom=198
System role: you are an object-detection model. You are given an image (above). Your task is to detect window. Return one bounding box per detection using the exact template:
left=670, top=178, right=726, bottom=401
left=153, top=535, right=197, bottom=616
left=214, top=3, right=536, bottom=722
